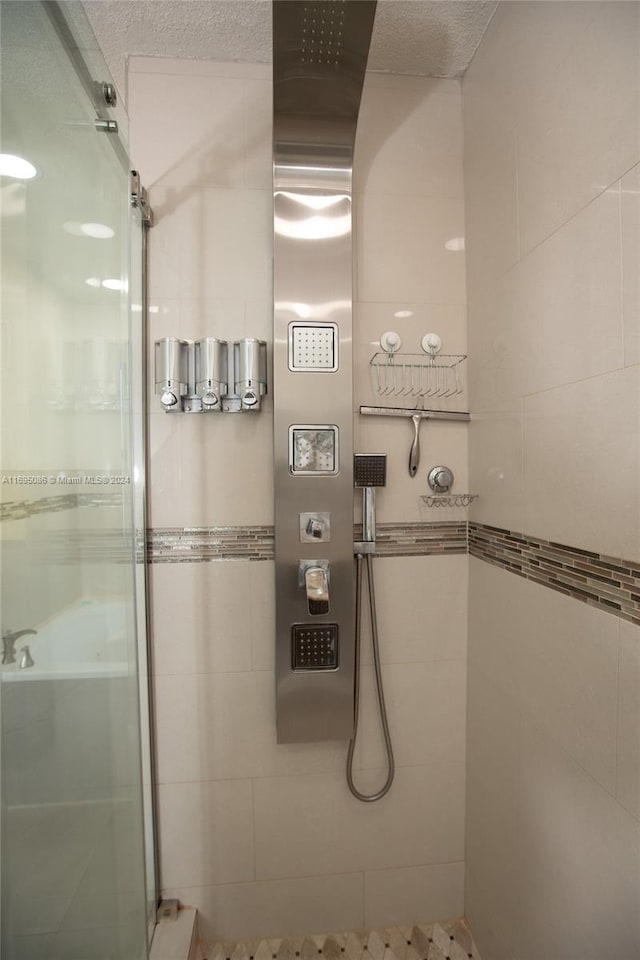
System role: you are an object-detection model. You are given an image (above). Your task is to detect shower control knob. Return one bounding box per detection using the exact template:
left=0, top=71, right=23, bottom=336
left=428, top=465, right=454, bottom=494
left=306, top=517, right=325, bottom=539
left=299, top=511, right=331, bottom=543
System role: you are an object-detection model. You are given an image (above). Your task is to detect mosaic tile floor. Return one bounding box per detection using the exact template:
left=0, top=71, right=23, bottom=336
left=201, top=919, right=481, bottom=960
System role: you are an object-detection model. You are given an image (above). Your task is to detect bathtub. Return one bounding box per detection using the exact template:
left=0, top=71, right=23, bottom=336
left=2, top=597, right=141, bottom=807
left=2, top=599, right=130, bottom=682
left=1, top=600, right=147, bottom=953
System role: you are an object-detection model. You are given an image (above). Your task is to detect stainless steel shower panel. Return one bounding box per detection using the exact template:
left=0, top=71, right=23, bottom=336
left=273, top=0, right=377, bottom=743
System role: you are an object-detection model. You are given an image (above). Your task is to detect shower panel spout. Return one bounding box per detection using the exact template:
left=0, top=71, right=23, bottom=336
left=273, top=0, right=377, bottom=743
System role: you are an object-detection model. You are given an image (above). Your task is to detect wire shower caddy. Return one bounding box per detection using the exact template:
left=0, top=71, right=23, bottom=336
left=369, top=351, right=467, bottom=399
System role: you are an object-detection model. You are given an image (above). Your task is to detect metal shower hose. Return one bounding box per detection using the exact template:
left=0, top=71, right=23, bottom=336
left=347, top=553, right=395, bottom=802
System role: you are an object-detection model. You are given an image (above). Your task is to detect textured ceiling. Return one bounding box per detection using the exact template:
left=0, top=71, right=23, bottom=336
left=83, top=0, right=498, bottom=98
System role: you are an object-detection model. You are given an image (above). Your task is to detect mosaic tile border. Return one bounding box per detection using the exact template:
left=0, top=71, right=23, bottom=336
left=5, top=530, right=144, bottom=565
left=201, top=919, right=481, bottom=960
left=8, top=504, right=638, bottom=626
left=148, top=522, right=467, bottom=563
left=365, top=522, right=467, bottom=558
left=0, top=491, right=121, bottom=522
left=149, top=525, right=274, bottom=562
left=470, top=522, right=640, bottom=626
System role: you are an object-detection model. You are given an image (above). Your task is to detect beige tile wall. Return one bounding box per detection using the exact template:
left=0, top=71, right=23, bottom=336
left=465, top=2, right=640, bottom=557
left=464, top=4, right=640, bottom=958
left=467, top=562, right=640, bottom=960
left=130, top=60, right=469, bottom=938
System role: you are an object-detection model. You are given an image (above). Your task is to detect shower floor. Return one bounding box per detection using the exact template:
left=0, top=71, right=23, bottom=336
left=200, top=918, right=481, bottom=960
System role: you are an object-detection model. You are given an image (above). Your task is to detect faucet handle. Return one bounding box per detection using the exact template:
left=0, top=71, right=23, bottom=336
left=19, top=646, right=34, bottom=669
left=300, top=562, right=330, bottom=616
left=305, top=565, right=328, bottom=601
left=2, top=628, right=37, bottom=665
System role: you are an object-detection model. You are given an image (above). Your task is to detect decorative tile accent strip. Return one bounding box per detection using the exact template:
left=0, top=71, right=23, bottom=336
left=371, top=521, right=467, bottom=557
left=20, top=530, right=139, bottom=565
left=0, top=491, right=121, bottom=523
left=470, top=522, right=640, bottom=626
left=149, top=526, right=275, bottom=562
left=148, top=522, right=467, bottom=563
left=200, top=920, right=481, bottom=960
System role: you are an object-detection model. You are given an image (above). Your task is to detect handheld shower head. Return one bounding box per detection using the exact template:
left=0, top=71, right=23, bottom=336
left=354, top=454, right=386, bottom=551
left=354, top=454, right=387, bottom=488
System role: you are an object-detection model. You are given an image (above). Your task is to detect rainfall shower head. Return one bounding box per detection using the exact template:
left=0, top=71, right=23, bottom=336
left=273, top=0, right=377, bottom=151
left=354, top=454, right=387, bottom=488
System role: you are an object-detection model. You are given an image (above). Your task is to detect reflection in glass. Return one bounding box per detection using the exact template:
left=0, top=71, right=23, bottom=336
left=1, top=2, right=150, bottom=957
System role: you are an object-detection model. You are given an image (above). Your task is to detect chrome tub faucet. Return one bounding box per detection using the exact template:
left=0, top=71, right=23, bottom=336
left=2, top=629, right=37, bottom=665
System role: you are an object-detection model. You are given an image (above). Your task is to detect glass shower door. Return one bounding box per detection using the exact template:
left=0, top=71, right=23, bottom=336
left=1, top=2, right=149, bottom=957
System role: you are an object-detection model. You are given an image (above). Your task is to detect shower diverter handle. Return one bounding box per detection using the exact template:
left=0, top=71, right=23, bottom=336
left=298, top=561, right=330, bottom=616
left=305, top=566, right=328, bottom=602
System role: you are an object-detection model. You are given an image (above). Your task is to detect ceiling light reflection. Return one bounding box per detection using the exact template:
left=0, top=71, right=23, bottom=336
left=275, top=190, right=351, bottom=240
left=66, top=221, right=115, bottom=239
left=278, top=191, right=347, bottom=211
left=0, top=153, right=37, bottom=180
left=82, top=222, right=115, bottom=239
left=445, top=237, right=465, bottom=252
left=274, top=213, right=350, bottom=240
left=276, top=299, right=350, bottom=320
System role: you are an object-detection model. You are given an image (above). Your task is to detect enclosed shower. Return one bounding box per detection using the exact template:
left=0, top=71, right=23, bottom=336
left=2, top=2, right=640, bottom=959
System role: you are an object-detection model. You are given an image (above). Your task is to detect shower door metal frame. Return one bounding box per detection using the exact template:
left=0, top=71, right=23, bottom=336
left=43, top=1, right=130, bottom=172
left=131, top=173, right=160, bottom=943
